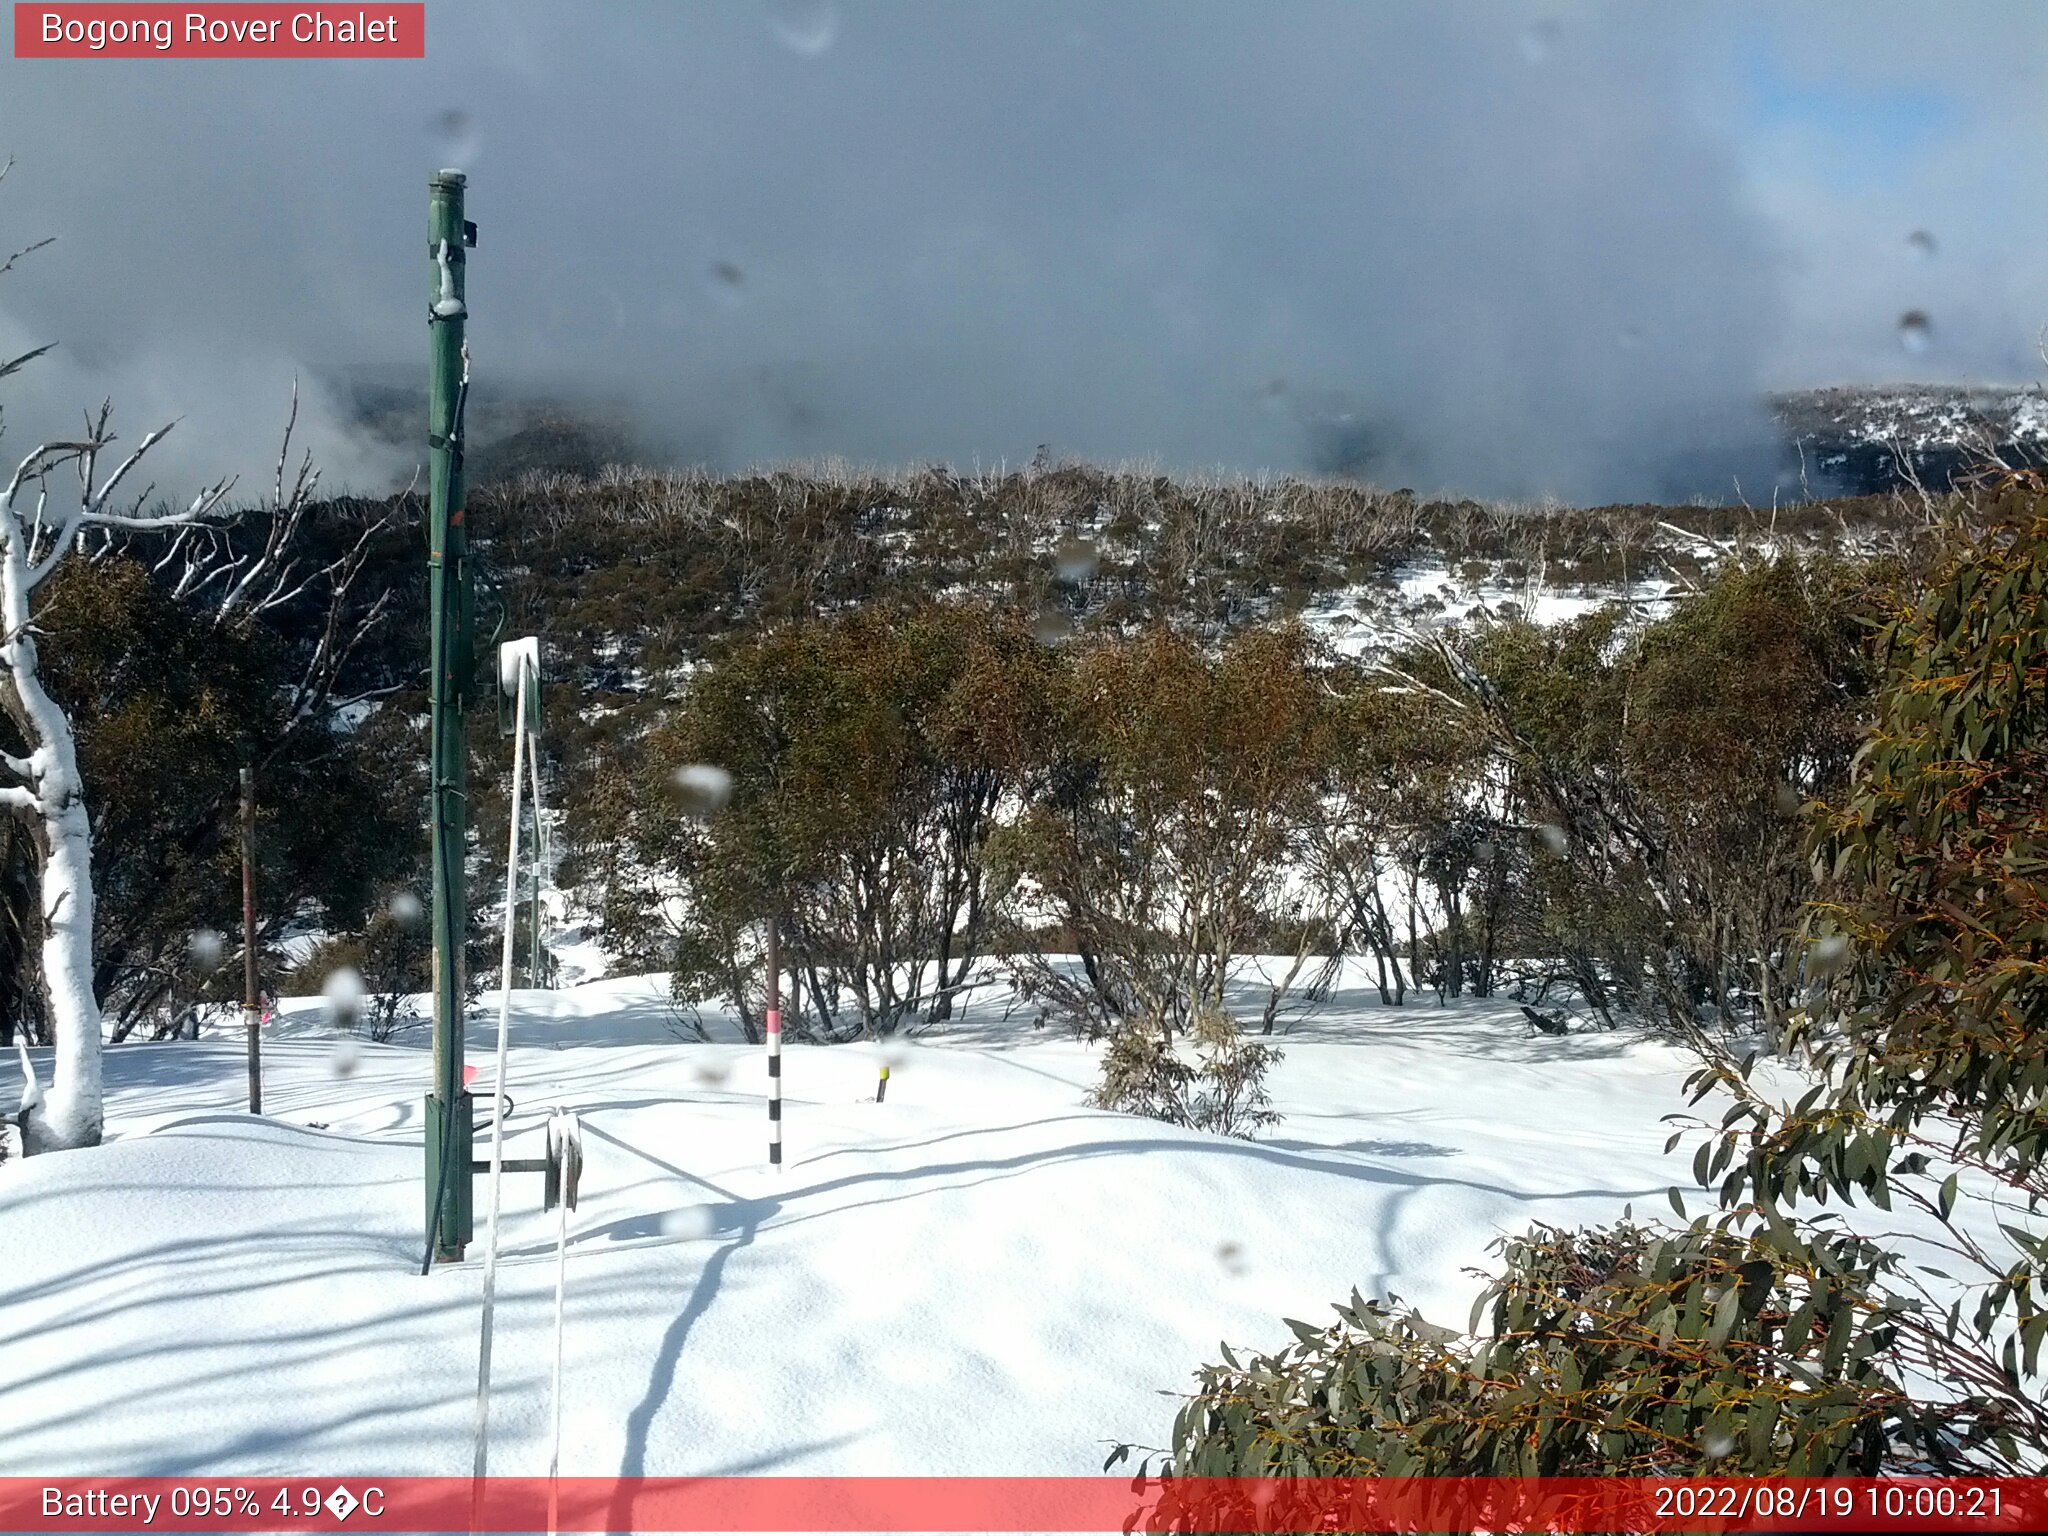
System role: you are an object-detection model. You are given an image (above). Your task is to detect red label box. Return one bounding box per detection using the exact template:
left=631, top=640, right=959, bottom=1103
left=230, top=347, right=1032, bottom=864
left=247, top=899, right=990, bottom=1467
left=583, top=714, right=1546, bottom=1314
left=14, top=4, right=425, bottom=57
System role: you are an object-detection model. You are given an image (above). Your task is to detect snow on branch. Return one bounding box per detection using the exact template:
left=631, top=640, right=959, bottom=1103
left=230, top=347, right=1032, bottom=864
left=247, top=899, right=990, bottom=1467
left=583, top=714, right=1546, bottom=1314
left=6, top=408, right=239, bottom=593
left=15, top=386, right=403, bottom=739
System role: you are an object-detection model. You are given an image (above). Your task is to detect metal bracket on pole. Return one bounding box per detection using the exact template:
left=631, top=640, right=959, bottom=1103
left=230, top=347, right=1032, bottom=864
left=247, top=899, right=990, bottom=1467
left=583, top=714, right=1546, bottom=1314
left=544, top=1112, right=583, bottom=1212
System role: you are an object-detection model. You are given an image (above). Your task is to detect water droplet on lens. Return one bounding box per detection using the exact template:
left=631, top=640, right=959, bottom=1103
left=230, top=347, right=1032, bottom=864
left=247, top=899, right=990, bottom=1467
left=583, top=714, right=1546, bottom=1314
left=1810, top=933, right=1852, bottom=976
left=1774, top=782, right=1803, bottom=817
left=1898, top=310, right=1933, bottom=355
left=1906, top=229, right=1937, bottom=259
left=1216, top=1240, right=1249, bottom=1275
left=1032, top=608, right=1073, bottom=645
left=692, top=1057, right=731, bottom=1087
left=1536, top=824, right=1569, bottom=857
left=1055, top=537, right=1099, bottom=584
left=388, top=891, right=425, bottom=928
left=1700, top=1428, right=1736, bottom=1459
left=673, top=764, right=734, bottom=817
left=187, top=929, right=225, bottom=970
left=706, top=262, right=748, bottom=312
left=767, top=0, right=838, bottom=56
left=659, top=1205, right=716, bottom=1238
left=323, top=965, right=366, bottom=1029
left=432, top=108, right=483, bottom=167
left=1519, top=17, right=1560, bottom=63
left=330, top=1038, right=360, bottom=1079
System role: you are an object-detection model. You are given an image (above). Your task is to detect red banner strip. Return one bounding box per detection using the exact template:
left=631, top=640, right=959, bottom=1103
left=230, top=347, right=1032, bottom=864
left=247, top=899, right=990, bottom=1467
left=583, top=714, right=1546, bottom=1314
left=13, top=5, right=424, bottom=58
left=2, top=1476, right=2044, bottom=1533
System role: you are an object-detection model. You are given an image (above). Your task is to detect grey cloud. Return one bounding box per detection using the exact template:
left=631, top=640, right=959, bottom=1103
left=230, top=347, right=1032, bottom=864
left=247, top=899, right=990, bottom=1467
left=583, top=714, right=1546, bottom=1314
left=0, top=0, right=2037, bottom=503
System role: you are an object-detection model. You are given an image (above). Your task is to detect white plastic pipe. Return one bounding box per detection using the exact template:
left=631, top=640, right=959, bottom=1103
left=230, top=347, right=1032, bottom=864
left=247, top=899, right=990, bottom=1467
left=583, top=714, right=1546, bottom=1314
left=546, top=1110, right=580, bottom=1535
left=472, top=650, right=531, bottom=1480
left=529, top=725, right=549, bottom=982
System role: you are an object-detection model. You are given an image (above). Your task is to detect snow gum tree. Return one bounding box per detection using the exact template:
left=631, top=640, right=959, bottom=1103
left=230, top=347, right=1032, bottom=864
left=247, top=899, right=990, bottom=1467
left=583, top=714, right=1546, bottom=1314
left=594, top=601, right=1056, bottom=1042
left=1681, top=490, right=2048, bottom=1466
left=0, top=169, right=271, bottom=1148
left=2, top=411, right=236, bottom=1150
left=997, top=622, right=1334, bottom=1039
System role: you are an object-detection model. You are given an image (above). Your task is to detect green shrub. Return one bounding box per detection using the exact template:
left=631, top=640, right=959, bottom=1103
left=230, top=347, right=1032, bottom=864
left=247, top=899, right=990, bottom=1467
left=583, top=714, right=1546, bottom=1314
left=284, top=899, right=431, bottom=1042
left=1116, top=1218, right=1914, bottom=1493
left=1090, top=1006, right=1281, bottom=1139
left=1680, top=488, right=2048, bottom=1470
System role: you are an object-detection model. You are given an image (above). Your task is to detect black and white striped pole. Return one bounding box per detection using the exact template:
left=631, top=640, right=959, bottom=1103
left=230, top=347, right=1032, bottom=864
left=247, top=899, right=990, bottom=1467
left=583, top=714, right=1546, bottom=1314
left=765, top=915, right=782, bottom=1169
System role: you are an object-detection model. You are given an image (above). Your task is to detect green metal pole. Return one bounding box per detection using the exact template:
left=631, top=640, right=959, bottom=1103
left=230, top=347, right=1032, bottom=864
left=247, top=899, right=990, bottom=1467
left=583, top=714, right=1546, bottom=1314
left=242, top=766, right=260, bottom=1114
left=426, top=169, right=476, bottom=1263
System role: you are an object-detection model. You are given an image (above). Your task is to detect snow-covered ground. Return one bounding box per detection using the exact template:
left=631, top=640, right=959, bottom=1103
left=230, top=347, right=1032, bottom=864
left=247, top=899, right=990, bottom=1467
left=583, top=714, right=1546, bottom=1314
left=0, top=968, right=1706, bottom=1479
left=6, top=964, right=1984, bottom=1482
left=1297, top=563, right=1679, bottom=657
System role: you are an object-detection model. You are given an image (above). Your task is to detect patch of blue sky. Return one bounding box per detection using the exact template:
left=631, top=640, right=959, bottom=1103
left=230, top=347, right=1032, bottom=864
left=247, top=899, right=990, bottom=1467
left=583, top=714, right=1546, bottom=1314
left=1737, top=37, right=1963, bottom=190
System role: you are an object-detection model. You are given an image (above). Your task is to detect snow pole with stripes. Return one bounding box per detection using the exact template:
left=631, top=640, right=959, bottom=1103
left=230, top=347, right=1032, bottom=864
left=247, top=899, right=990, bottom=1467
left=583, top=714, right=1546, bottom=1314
left=765, top=914, right=782, bottom=1168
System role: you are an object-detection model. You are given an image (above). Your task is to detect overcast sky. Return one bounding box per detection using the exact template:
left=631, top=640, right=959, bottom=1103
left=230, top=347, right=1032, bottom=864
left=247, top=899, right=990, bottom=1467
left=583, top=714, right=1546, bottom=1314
left=0, top=0, right=2042, bottom=503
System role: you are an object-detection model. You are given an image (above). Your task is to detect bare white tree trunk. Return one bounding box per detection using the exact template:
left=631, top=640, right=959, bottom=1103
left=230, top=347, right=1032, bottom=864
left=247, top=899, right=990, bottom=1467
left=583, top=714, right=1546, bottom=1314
left=2, top=495, right=99, bottom=1147
left=5, top=173, right=274, bottom=1149
left=2, top=418, right=234, bottom=1151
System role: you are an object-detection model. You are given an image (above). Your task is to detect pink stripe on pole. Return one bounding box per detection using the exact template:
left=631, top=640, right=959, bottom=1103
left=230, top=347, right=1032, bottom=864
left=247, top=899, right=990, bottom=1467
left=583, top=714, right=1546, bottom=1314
left=766, top=1009, right=782, bottom=1035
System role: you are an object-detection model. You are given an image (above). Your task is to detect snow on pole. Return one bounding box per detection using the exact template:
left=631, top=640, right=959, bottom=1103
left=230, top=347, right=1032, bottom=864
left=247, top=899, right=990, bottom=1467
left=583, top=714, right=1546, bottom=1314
left=766, top=915, right=782, bottom=1169
left=473, top=638, right=535, bottom=1479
